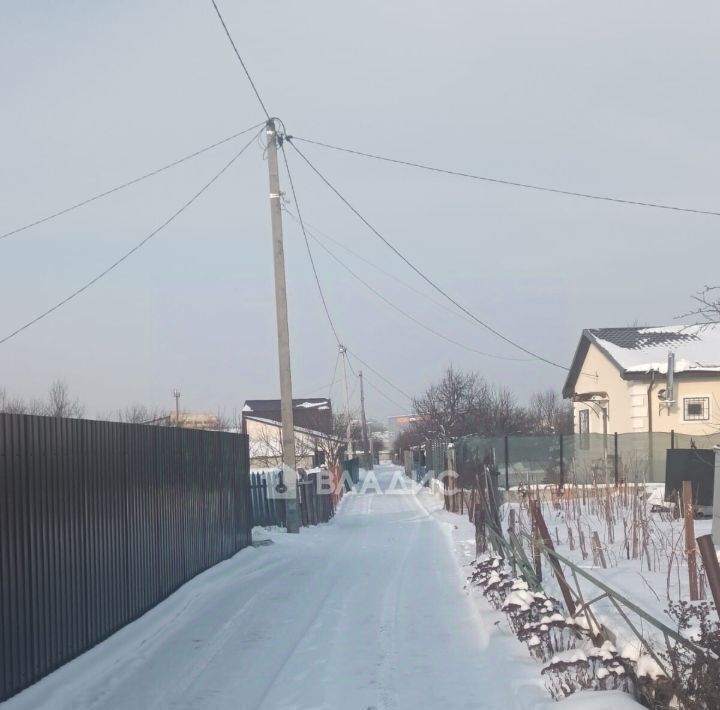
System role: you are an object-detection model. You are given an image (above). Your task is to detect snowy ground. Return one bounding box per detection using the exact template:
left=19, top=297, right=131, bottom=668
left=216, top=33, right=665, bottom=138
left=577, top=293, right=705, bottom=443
left=3, top=465, right=640, bottom=710
left=493, top=487, right=711, bottom=655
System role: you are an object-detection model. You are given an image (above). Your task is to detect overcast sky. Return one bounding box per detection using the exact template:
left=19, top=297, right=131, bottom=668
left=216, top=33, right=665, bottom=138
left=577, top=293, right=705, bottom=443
left=2, top=1, right=719, bottom=421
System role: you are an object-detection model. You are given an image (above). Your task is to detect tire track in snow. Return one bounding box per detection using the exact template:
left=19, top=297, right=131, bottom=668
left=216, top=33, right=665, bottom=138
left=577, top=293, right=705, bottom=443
left=376, top=490, right=423, bottom=710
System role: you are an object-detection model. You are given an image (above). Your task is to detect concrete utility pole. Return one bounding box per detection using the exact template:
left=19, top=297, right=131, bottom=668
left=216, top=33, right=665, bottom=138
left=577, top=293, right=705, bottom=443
left=339, top=345, right=353, bottom=459
left=266, top=119, right=300, bottom=534
left=172, top=389, right=181, bottom=427
left=358, top=370, right=372, bottom=470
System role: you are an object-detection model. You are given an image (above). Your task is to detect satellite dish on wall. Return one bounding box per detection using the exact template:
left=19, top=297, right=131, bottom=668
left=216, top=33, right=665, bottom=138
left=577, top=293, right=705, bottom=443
left=657, top=388, right=669, bottom=401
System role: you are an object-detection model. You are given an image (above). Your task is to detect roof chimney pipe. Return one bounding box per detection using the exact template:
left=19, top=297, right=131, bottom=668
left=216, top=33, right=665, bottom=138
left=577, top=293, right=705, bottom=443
left=667, top=351, right=675, bottom=405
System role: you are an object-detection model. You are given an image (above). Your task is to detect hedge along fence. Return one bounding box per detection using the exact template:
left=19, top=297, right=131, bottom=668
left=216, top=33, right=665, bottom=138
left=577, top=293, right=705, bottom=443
left=0, top=413, right=252, bottom=702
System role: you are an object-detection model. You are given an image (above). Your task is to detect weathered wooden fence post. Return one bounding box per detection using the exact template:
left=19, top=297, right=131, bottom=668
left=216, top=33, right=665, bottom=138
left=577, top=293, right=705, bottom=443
left=530, top=500, right=577, bottom=616
left=683, top=480, right=700, bottom=600
left=697, top=534, right=720, bottom=613
left=507, top=508, right=517, bottom=575
left=447, top=443, right=457, bottom=513
left=614, top=432, right=619, bottom=487
left=529, top=499, right=543, bottom=583
left=504, top=435, right=510, bottom=491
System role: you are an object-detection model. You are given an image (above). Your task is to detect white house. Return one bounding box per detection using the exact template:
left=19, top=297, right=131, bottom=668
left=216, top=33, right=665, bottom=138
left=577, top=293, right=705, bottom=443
left=563, top=324, right=720, bottom=437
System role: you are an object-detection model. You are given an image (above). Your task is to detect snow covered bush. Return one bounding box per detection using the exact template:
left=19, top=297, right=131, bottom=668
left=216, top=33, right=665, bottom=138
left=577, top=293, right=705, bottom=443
left=501, top=581, right=585, bottom=662
left=656, top=600, right=720, bottom=709
left=467, top=556, right=514, bottom=608
left=541, top=643, right=636, bottom=700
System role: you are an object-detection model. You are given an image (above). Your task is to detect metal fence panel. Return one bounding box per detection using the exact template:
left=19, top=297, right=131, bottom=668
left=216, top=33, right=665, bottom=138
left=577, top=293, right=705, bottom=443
left=447, top=430, right=719, bottom=490
left=249, top=468, right=334, bottom=529
left=0, top=414, right=251, bottom=703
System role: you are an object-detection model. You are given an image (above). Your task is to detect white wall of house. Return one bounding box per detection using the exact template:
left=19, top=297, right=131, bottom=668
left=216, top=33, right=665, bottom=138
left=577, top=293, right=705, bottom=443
left=245, top=417, right=320, bottom=469
left=573, top=343, right=720, bottom=436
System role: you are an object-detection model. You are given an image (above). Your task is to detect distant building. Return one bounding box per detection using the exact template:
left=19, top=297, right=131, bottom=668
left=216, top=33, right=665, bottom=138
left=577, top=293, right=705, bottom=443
left=170, top=412, right=225, bottom=430
left=386, top=414, right=423, bottom=438
left=241, top=398, right=332, bottom=434
left=244, top=415, right=341, bottom=470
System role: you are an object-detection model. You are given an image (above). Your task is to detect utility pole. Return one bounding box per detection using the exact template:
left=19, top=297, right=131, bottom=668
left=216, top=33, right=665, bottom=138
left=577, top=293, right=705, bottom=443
left=358, top=370, right=372, bottom=470
left=339, top=344, right=353, bottom=459
left=172, top=389, right=181, bottom=427
left=266, top=118, right=300, bottom=534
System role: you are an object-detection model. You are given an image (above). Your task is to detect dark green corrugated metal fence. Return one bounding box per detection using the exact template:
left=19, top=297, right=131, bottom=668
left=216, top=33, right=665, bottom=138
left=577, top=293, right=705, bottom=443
left=249, top=469, right=336, bottom=528
left=0, top=414, right=252, bottom=702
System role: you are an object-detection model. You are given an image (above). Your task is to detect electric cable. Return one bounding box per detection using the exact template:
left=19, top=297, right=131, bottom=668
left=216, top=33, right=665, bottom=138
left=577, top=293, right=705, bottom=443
left=209, top=0, right=271, bottom=120
left=291, top=135, right=720, bottom=218
left=280, top=145, right=416, bottom=411
left=0, top=121, right=265, bottom=242
left=0, top=128, right=262, bottom=346
left=279, top=141, right=342, bottom=345
left=345, top=352, right=408, bottom=411
left=283, top=208, right=477, bottom=327
left=287, top=138, right=572, bottom=372
left=327, top=349, right=341, bottom=400
left=286, top=210, right=532, bottom=362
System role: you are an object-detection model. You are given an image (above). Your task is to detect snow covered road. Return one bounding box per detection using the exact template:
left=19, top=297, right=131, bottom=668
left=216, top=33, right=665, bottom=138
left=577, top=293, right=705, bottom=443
left=2, top=465, right=637, bottom=710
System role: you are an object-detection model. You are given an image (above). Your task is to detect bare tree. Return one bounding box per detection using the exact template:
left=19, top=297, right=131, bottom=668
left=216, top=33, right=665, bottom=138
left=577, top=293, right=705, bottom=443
left=394, top=369, right=573, bottom=455
left=393, top=421, right=428, bottom=454
left=0, top=380, right=84, bottom=418
left=526, top=389, right=573, bottom=434
left=249, top=420, right=318, bottom=468
left=686, top=286, right=720, bottom=322
left=211, top=409, right=236, bottom=431
left=411, top=366, right=527, bottom=440
left=315, top=411, right=358, bottom=468
left=45, top=380, right=84, bottom=418
left=0, top=387, right=33, bottom=414
left=479, top=385, right=527, bottom=435
left=114, top=404, right=171, bottom=424
left=411, top=366, right=485, bottom=438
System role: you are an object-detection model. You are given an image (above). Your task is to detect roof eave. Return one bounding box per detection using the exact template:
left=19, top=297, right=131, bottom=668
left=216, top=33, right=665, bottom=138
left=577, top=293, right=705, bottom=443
left=562, top=330, right=592, bottom=398
left=621, top=369, right=720, bottom=381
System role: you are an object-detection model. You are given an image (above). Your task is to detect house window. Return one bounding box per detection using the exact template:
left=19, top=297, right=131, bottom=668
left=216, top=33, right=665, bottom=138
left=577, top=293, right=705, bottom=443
left=578, top=409, right=590, bottom=449
left=683, top=397, right=710, bottom=421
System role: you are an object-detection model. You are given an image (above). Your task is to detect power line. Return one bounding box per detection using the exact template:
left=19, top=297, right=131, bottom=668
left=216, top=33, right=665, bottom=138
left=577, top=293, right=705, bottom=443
left=345, top=352, right=408, bottom=411
left=280, top=139, right=415, bottom=410
left=291, top=135, right=720, bottom=218
left=284, top=208, right=478, bottom=327
left=286, top=138, right=571, bottom=371
left=360, top=373, right=407, bottom=412
left=344, top=349, right=412, bottom=401
left=0, top=122, right=264, bottom=243
left=0, top=129, right=262, bottom=346
left=285, top=209, right=532, bottom=363
left=209, top=0, right=271, bottom=120
left=278, top=141, right=342, bottom=345
left=327, top=349, right=341, bottom=400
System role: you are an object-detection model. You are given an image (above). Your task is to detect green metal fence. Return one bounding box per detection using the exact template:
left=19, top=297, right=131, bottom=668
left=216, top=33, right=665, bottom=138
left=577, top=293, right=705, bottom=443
left=430, top=431, right=720, bottom=488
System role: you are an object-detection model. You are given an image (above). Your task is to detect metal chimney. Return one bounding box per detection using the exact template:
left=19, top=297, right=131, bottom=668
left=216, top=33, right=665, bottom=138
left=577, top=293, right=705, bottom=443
left=667, top=351, right=675, bottom=404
